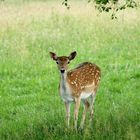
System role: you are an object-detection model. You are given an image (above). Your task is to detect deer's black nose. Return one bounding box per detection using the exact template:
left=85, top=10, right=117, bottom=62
left=60, top=70, right=65, bottom=73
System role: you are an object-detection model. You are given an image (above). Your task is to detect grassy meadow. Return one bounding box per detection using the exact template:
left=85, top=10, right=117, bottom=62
left=0, top=0, right=140, bottom=140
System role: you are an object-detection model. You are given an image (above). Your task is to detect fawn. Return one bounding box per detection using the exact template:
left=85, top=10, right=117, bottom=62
left=50, top=51, right=101, bottom=129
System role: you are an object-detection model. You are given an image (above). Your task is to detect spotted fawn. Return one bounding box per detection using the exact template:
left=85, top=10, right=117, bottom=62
left=50, top=51, right=101, bottom=129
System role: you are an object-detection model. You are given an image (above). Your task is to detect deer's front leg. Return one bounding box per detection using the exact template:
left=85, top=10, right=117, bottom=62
left=65, top=101, right=70, bottom=128
left=74, top=97, right=81, bottom=130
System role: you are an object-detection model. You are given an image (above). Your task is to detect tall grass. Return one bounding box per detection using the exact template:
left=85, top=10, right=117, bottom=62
left=0, top=1, right=140, bottom=140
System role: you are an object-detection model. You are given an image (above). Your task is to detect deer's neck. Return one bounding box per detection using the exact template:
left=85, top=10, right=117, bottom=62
left=60, top=72, right=68, bottom=91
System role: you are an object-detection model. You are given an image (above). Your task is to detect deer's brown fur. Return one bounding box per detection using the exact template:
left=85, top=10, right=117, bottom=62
left=67, top=62, right=101, bottom=97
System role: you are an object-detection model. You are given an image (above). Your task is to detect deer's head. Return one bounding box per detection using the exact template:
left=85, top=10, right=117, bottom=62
left=50, top=51, right=77, bottom=74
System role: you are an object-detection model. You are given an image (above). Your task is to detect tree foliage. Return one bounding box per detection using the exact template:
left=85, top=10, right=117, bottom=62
left=62, top=0, right=138, bottom=19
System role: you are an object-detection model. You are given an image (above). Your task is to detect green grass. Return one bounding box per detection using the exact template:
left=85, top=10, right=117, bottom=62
left=0, top=1, right=140, bottom=140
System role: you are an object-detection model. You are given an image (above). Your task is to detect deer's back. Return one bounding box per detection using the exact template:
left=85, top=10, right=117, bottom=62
left=67, top=62, right=101, bottom=97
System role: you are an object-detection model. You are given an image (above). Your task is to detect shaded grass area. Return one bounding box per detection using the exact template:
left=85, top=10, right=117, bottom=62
left=0, top=1, right=140, bottom=140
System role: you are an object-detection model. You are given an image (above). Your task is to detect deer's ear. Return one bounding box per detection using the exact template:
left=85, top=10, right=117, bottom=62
left=69, top=51, right=77, bottom=60
left=50, top=52, right=57, bottom=61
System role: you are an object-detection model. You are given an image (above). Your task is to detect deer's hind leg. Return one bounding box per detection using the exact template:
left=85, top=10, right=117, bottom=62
left=80, top=99, right=90, bottom=129
left=90, top=93, right=96, bottom=123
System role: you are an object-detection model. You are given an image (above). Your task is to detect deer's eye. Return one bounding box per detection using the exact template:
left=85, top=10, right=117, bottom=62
left=68, top=61, right=70, bottom=64
left=56, top=62, right=59, bottom=64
